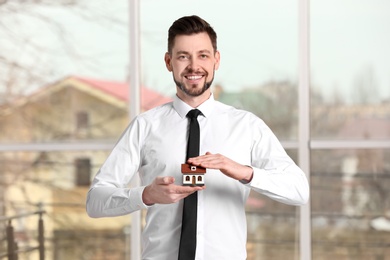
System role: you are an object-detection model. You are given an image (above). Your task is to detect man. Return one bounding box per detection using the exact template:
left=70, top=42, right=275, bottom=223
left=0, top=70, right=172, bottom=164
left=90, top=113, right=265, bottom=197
left=86, top=15, right=309, bottom=259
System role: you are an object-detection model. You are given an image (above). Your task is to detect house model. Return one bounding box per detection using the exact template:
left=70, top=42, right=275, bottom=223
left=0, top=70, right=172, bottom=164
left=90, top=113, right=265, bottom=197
left=181, top=163, right=206, bottom=186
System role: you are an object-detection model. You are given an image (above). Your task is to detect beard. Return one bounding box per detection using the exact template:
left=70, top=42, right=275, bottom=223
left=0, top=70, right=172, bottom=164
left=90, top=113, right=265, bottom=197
left=173, top=69, right=215, bottom=97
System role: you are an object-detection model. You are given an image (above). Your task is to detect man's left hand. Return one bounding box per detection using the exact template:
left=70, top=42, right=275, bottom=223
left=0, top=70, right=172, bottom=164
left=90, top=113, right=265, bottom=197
left=187, top=152, right=253, bottom=183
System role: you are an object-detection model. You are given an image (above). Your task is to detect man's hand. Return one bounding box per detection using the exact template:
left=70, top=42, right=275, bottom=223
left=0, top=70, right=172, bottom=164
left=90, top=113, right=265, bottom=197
left=142, top=176, right=205, bottom=206
left=187, top=152, right=253, bottom=183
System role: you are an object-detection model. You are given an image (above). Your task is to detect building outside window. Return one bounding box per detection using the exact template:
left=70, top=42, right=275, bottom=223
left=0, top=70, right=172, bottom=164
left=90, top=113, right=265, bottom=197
left=76, top=111, right=89, bottom=130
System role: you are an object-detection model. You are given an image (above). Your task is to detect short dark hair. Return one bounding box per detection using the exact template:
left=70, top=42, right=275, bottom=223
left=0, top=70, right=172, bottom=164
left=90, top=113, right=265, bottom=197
left=167, top=15, right=217, bottom=54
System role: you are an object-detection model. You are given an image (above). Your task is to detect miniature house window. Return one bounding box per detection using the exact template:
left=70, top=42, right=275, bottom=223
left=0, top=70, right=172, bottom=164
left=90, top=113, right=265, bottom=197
left=186, top=176, right=190, bottom=181
left=198, top=176, right=202, bottom=181
left=75, top=158, right=91, bottom=186
left=76, top=111, right=89, bottom=130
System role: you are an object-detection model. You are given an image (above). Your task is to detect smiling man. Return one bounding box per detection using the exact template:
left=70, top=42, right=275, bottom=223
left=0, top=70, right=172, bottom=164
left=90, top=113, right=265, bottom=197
left=86, top=15, right=309, bottom=260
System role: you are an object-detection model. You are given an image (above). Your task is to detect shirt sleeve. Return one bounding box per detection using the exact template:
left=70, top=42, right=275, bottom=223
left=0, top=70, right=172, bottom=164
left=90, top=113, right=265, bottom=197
left=244, top=118, right=310, bottom=206
left=86, top=117, right=151, bottom=218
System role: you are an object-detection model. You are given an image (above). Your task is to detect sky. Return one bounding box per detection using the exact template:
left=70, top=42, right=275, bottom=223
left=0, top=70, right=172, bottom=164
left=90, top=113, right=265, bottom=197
left=1, top=0, right=389, bottom=104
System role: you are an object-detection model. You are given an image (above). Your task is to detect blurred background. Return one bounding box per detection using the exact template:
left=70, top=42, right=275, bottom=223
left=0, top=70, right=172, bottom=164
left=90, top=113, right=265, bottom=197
left=1, top=0, right=389, bottom=259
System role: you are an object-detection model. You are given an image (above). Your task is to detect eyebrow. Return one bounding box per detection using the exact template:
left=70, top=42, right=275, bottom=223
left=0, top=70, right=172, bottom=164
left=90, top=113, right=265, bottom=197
left=175, top=49, right=212, bottom=55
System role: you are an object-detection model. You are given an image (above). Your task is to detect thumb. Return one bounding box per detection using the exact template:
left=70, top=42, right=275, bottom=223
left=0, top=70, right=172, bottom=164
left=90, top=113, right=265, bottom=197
left=158, top=176, right=175, bottom=185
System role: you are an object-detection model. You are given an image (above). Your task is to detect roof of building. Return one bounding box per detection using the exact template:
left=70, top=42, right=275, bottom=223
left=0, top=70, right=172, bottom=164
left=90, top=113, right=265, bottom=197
left=74, top=76, right=173, bottom=111
left=0, top=76, right=173, bottom=114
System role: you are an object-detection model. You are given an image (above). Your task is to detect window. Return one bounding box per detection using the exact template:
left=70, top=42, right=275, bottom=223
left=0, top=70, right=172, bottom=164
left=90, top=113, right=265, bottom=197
left=76, top=111, right=89, bottom=130
left=75, top=158, right=91, bottom=186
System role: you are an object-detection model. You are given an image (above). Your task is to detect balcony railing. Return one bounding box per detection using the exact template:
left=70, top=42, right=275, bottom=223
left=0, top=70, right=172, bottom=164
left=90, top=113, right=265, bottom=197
left=0, top=210, right=45, bottom=260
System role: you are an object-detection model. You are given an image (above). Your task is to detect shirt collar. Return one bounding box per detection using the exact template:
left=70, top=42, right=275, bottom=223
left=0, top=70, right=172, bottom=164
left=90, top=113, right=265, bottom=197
left=173, top=93, right=215, bottom=118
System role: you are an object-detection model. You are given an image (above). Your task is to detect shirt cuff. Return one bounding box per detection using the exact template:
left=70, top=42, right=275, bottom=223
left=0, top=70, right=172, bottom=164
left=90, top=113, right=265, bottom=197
left=239, top=178, right=251, bottom=184
left=239, top=165, right=254, bottom=184
left=129, top=186, right=153, bottom=210
left=245, top=167, right=273, bottom=189
left=240, top=167, right=266, bottom=186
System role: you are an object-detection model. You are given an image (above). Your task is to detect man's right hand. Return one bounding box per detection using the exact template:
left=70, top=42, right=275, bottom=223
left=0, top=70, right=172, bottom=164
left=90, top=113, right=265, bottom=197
left=142, top=176, right=205, bottom=205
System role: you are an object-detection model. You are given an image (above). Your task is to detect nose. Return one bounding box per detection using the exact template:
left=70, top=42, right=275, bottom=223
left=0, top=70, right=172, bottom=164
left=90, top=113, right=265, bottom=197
left=187, top=57, right=200, bottom=71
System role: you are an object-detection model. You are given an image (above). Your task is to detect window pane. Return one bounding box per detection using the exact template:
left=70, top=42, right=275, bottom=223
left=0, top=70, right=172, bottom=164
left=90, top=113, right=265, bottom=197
left=0, top=0, right=172, bottom=144
left=311, top=1, right=390, bottom=139
left=311, top=149, right=390, bottom=259
left=0, top=150, right=131, bottom=259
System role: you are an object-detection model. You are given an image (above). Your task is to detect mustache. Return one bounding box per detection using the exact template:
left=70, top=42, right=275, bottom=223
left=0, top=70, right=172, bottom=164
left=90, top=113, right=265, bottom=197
left=183, top=68, right=206, bottom=75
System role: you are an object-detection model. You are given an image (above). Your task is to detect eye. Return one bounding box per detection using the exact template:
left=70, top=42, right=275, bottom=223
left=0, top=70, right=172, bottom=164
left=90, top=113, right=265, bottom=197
left=200, top=54, right=208, bottom=59
left=178, top=55, right=189, bottom=60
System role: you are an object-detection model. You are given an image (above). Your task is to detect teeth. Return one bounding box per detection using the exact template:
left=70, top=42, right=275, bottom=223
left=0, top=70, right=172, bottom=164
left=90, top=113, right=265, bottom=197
left=187, top=75, right=202, bottom=80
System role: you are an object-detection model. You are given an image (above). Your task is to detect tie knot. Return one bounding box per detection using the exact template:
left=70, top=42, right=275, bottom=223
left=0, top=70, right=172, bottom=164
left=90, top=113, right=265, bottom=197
left=187, top=109, right=201, bottom=119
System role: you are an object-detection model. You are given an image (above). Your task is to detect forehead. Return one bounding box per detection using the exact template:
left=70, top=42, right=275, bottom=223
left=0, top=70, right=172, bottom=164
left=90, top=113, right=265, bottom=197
left=172, top=32, right=214, bottom=53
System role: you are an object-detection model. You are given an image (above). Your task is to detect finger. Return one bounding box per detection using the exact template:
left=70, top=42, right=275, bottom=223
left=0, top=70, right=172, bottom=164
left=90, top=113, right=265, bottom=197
left=188, top=152, right=211, bottom=160
left=188, top=152, right=219, bottom=163
left=187, top=155, right=209, bottom=164
left=156, top=176, right=175, bottom=185
left=190, top=156, right=220, bottom=167
left=175, top=185, right=206, bottom=194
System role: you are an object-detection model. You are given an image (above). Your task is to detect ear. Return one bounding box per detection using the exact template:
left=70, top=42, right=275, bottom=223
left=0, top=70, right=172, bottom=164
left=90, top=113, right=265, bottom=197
left=214, top=50, right=221, bottom=70
left=164, top=52, right=172, bottom=72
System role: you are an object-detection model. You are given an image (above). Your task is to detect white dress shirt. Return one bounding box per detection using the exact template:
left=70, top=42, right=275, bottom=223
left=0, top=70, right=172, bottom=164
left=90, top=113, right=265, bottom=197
left=86, top=94, right=309, bottom=260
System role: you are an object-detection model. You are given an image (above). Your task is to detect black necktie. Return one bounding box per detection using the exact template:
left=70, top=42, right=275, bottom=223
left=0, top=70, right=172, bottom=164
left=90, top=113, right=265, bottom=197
left=178, top=109, right=201, bottom=260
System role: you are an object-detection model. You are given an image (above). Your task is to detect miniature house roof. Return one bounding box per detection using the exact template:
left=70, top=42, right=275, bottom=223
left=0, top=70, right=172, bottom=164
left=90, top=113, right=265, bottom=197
left=181, top=164, right=206, bottom=174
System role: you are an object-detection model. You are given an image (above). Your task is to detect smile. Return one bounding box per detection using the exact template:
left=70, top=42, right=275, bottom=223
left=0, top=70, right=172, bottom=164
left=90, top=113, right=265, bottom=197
left=185, top=75, right=203, bottom=80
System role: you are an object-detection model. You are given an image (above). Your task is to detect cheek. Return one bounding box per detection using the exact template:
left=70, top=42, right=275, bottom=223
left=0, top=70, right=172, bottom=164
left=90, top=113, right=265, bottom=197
left=206, top=65, right=216, bottom=77
left=171, top=68, right=184, bottom=80
left=202, top=61, right=216, bottom=72
left=172, top=63, right=186, bottom=74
